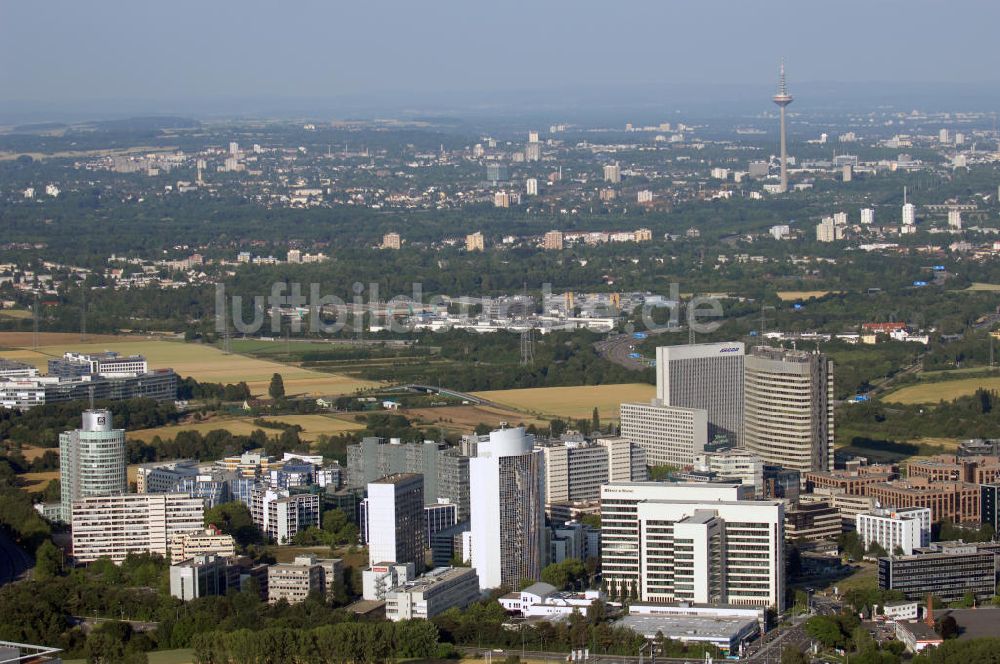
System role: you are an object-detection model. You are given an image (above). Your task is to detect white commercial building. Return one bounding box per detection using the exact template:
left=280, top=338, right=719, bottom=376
left=470, top=427, right=545, bottom=590
left=693, top=449, right=764, bottom=493
left=499, top=582, right=603, bottom=618
left=168, top=526, right=236, bottom=565
left=385, top=566, right=481, bottom=621
left=250, top=489, right=320, bottom=544
left=60, top=409, right=128, bottom=522
left=601, top=482, right=784, bottom=610
left=856, top=507, right=931, bottom=556
left=363, top=562, right=415, bottom=601
left=619, top=400, right=708, bottom=466
left=71, top=493, right=204, bottom=563
left=861, top=208, right=875, bottom=225
left=540, top=437, right=646, bottom=505
left=655, top=343, right=745, bottom=447
left=902, top=202, right=916, bottom=226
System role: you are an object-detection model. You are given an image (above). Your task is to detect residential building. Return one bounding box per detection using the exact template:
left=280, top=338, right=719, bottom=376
left=816, top=217, right=836, bottom=243
left=856, top=507, right=931, bottom=556
left=385, top=566, right=481, bottom=621
left=170, top=555, right=230, bottom=601
left=486, top=164, right=508, bottom=183
left=59, top=409, right=127, bottom=522
left=540, top=437, right=645, bottom=505
left=526, top=178, right=539, bottom=196
left=784, top=500, right=841, bottom=544
left=250, top=489, right=320, bottom=543
left=878, top=542, right=1000, bottom=602
left=902, top=203, right=916, bottom=226
left=268, top=556, right=325, bottom=604
left=367, top=474, right=425, bottom=573
left=71, top=493, right=204, bottom=563
left=861, top=208, right=875, bottom=225
left=603, top=163, right=621, bottom=183
left=346, top=438, right=469, bottom=520
left=465, top=232, right=485, bottom=252
left=619, top=400, right=708, bottom=466
left=168, top=526, right=236, bottom=565
left=470, top=427, right=545, bottom=590
left=744, top=346, right=834, bottom=475
left=542, top=230, right=564, bottom=250
left=655, top=342, right=745, bottom=447
left=948, top=209, right=962, bottom=229
left=380, top=232, right=401, bottom=250
left=600, top=482, right=784, bottom=610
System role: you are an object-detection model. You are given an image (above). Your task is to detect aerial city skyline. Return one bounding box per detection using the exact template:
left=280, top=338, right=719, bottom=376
left=1, top=4, right=999, bottom=664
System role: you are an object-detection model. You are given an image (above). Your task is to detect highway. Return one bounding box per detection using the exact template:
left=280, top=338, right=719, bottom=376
left=0, top=530, right=33, bottom=586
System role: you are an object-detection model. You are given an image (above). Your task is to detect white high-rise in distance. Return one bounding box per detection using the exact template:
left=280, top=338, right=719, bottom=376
left=469, top=427, right=544, bottom=590
left=772, top=62, right=793, bottom=193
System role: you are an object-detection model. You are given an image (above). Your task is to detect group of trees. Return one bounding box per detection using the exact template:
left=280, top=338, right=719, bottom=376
left=804, top=614, right=904, bottom=663
left=191, top=621, right=439, bottom=664
left=177, top=377, right=251, bottom=402
left=0, top=398, right=179, bottom=448
left=290, top=509, right=360, bottom=549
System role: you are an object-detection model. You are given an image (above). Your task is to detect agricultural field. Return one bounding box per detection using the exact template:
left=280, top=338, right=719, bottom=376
left=127, top=414, right=365, bottom=443
left=776, top=290, right=840, bottom=301
left=0, top=335, right=380, bottom=397
left=472, top=383, right=655, bottom=421
left=882, top=375, right=1000, bottom=404
left=404, top=405, right=549, bottom=433
left=965, top=283, right=1000, bottom=292
left=18, top=464, right=141, bottom=493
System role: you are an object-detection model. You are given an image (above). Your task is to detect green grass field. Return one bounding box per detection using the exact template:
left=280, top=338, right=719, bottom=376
left=472, top=383, right=655, bottom=421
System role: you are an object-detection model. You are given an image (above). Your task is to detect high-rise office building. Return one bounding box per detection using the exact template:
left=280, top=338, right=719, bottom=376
left=861, top=208, right=875, bottom=225
left=525, top=143, right=541, bottom=162
left=486, top=163, right=508, bottom=183
left=368, top=474, right=426, bottom=573
left=655, top=342, right=745, bottom=447
left=470, top=427, right=544, bottom=590
left=902, top=203, right=916, bottom=226
left=600, top=482, right=784, bottom=609
left=619, top=401, right=708, bottom=466
left=856, top=507, right=931, bottom=556
left=540, top=437, right=647, bottom=505
left=744, top=346, right=834, bottom=474
left=948, top=209, right=962, bottom=229
left=526, top=177, right=539, bottom=196
left=603, top=163, right=621, bottom=184
left=346, top=438, right=469, bottom=520
left=59, top=409, right=127, bottom=522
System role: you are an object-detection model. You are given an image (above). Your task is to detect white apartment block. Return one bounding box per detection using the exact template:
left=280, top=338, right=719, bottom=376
left=384, top=566, right=481, bottom=621
left=251, top=489, right=320, bottom=544
left=856, top=507, right=931, bottom=556
left=620, top=401, right=708, bottom=466
left=861, top=208, right=875, bottom=225
left=656, top=343, right=745, bottom=447
left=601, top=482, right=784, bottom=610
left=71, top=493, right=204, bottom=563
left=168, top=526, right=236, bottom=564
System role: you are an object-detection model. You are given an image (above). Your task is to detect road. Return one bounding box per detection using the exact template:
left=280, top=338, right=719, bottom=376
left=0, top=530, right=33, bottom=586
left=457, top=647, right=703, bottom=663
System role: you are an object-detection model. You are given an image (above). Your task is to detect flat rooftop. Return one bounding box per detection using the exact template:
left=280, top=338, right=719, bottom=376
left=617, top=614, right=758, bottom=642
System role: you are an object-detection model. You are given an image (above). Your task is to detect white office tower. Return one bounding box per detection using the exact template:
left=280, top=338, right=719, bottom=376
left=861, top=208, right=875, bottom=225
left=470, top=427, right=544, bottom=590
left=744, top=346, right=834, bottom=474
left=59, top=409, right=127, bottom=522
left=367, top=473, right=426, bottom=573
left=601, top=483, right=784, bottom=610
left=902, top=203, right=915, bottom=226
left=619, top=401, right=708, bottom=466
left=948, top=209, right=962, bottom=230
left=603, top=163, right=621, bottom=184
left=655, top=342, right=745, bottom=447
left=856, top=506, right=931, bottom=556
left=526, top=177, right=539, bottom=196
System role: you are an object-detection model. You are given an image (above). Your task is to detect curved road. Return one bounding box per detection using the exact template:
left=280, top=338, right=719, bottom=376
left=0, top=531, right=33, bottom=586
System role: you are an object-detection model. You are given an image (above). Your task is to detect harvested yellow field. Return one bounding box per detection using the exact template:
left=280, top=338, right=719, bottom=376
left=472, top=383, right=655, bottom=421
left=128, top=414, right=364, bottom=443
left=0, top=338, right=379, bottom=397
left=0, top=309, right=31, bottom=319
left=0, top=331, right=138, bottom=349
left=405, top=405, right=549, bottom=431
left=884, top=376, right=1000, bottom=404
left=776, top=290, right=840, bottom=301
left=966, top=283, right=1000, bottom=292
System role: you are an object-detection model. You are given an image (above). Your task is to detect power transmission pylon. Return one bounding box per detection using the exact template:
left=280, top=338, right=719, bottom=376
left=520, top=327, right=535, bottom=366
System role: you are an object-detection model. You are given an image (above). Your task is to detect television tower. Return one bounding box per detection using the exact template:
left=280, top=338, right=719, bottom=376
left=772, top=61, right=794, bottom=193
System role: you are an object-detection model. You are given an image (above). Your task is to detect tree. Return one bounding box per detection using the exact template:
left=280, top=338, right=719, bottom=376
left=204, top=501, right=260, bottom=546
left=269, top=373, right=285, bottom=400
left=33, top=540, right=62, bottom=580
left=936, top=615, right=959, bottom=640
left=781, top=646, right=809, bottom=664
left=591, top=407, right=600, bottom=433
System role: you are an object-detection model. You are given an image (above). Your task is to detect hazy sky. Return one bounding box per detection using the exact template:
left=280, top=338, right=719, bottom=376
left=2, top=0, right=998, bottom=115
